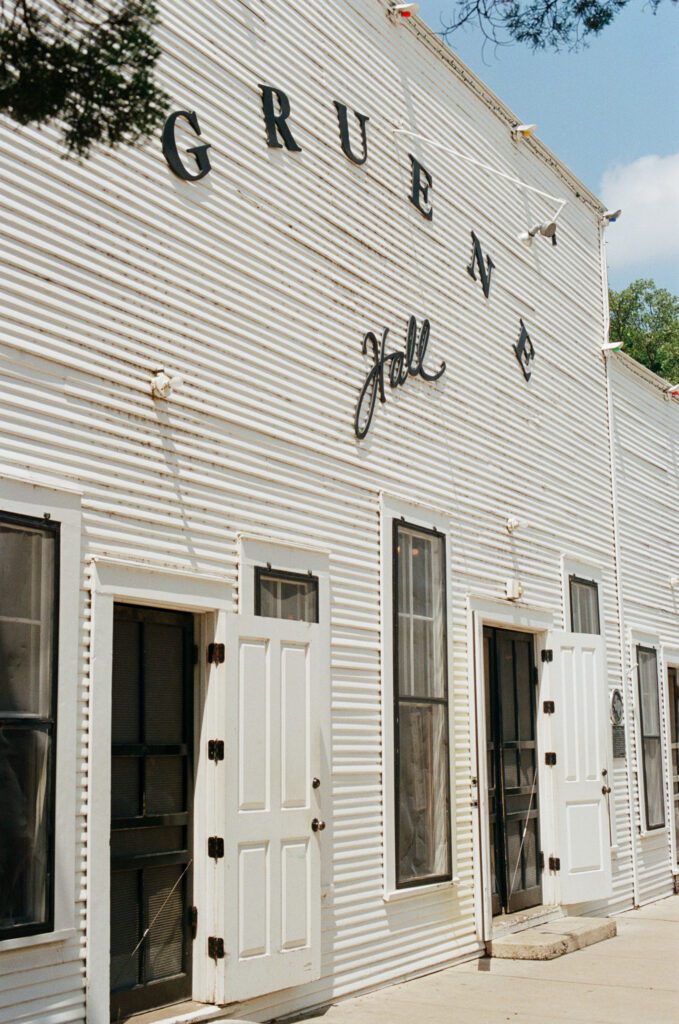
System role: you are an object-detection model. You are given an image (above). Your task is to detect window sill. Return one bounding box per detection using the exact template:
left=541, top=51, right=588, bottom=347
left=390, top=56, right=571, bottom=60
left=0, top=927, right=76, bottom=954
left=383, top=878, right=459, bottom=903
left=639, top=828, right=666, bottom=839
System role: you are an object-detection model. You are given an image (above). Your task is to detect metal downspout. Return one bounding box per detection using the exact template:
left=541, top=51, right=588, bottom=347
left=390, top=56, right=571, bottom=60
left=600, top=225, right=640, bottom=907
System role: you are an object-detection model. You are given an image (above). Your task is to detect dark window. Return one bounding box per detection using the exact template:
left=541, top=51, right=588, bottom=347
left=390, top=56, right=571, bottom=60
left=569, top=576, right=601, bottom=634
left=393, top=521, right=451, bottom=888
left=255, top=567, right=319, bottom=623
left=0, top=513, right=59, bottom=940
left=637, top=646, right=665, bottom=831
left=668, top=667, right=679, bottom=857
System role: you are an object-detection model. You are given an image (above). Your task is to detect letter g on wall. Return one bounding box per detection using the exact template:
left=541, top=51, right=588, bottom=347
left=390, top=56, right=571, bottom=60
left=162, top=111, right=212, bottom=181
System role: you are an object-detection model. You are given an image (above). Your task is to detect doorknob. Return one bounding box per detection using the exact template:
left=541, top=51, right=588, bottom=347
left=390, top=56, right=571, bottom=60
left=601, top=785, right=612, bottom=795
left=312, top=818, right=326, bottom=832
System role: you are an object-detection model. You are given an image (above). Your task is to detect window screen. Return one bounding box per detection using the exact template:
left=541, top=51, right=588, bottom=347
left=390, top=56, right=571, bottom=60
left=0, top=513, right=59, bottom=939
left=255, top=567, right=319, bottom=623
left=569, top=576, right=601, bottom=634
left=637, top=646, right=665, bottom=831
left=393, top=521, right=451, bottom=887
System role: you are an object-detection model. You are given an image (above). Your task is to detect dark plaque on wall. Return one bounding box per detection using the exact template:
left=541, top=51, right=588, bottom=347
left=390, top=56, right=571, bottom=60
left=611, top=688, right=625, bottom=758
left=612, top=725, right=626, bottom=758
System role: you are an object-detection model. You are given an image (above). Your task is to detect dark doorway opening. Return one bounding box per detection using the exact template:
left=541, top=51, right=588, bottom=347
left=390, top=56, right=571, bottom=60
left=483, top=627, right=542, bottom=916
left=110, top=605, right=194, bottom=1021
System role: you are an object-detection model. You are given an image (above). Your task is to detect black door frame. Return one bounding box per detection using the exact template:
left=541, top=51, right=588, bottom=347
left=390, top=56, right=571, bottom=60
left=484, top=626, right=542, bottom=916
left=110, top=604, right=195, bottom=1021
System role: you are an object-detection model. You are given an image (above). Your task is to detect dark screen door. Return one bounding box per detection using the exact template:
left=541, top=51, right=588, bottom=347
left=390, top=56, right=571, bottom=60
left=484, top=627, right=542, bottom=915
left=110, top=605, right=194, bottom=1021
left=669, top=668, right=679, bottom=859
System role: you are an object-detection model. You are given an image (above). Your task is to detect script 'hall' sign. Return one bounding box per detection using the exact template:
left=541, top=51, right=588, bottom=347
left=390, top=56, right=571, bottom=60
left=354, top=317, right=446, bottom=439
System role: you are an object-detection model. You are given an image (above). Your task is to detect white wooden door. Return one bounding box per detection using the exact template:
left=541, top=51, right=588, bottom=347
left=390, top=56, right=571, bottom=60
left=546, top=632, right=612, bottom=904
left=216, top=613, right=323, bottom=1003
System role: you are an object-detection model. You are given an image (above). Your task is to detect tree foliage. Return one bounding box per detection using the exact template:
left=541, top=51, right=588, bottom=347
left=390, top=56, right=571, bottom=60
left=609, top=279, right=679, bottom=383
left=0, top=0, right=168, bottom=157
left=441, top=0, right=675, bottom=51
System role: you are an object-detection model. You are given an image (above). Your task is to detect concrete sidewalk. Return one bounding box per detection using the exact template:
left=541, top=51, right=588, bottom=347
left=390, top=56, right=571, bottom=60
left=297, top=896, right=679, bottom=1024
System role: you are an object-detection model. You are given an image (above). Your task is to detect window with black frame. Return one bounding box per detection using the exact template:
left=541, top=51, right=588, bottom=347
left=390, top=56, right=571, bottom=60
left=0, top=513, right=59, bottom=939
left=393, top=521, right=451, bottom=888
left=569, top=575, right=601, bottom=634
left=637, top=646, right=665, bottom=831
left=255, top=567, right=319, bottom=623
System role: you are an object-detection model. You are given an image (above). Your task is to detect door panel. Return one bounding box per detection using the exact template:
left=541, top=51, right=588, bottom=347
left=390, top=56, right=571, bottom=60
left=110, top=605, right=194, bottom=1021
left=546, top=631, right=612, bottom=904
left=485, top=628, right=542, bottom=915
left=217, top=614, right=322, bottom=1004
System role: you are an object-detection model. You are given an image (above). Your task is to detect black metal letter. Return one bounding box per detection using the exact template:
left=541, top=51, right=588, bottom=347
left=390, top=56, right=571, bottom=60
left=514, top=319, right=536, bottom=381
left=467, top=231, right=495, bottom=299
left=259, top=85, right=302, bottom=152
left=415, top=319, right=446, bottom=382
left=162, top=111, right=212, bottom=182
left=409, top=155, right=433, bottom=220
left=333, top=102, right=369, bottom=165
left=355, top=330, right=388, bottom=440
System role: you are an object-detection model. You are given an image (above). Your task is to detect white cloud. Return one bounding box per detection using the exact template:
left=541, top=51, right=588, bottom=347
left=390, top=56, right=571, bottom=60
left=600, top=151, right=679, bottom=271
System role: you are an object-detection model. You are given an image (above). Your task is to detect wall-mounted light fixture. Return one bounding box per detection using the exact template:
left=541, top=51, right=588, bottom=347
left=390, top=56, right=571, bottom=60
left=518, top=220, right=559, bottom=247
left=511, top=123, right=537, bottom=140
left=506, top=516, right=520, bottom=534
left=602, top=340, right=624, bottom=352
left=151, top=368, right=184, bottom=400
left=602, top=209, right=622, bottom=224
left=665, top=384, right=679, bottom=397
left=388, top=2, right=420, bottom=20
left=670, top=576, right=679, bottom=589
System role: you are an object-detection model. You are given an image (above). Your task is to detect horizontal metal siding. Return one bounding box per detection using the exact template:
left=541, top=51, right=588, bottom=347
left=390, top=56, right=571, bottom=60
left=609, top=355, right=678, bottom=906
left=0, top=1, right=632, bottom=1019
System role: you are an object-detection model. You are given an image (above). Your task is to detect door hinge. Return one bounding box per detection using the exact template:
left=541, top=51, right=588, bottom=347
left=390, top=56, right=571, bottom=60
left=208, top=936, right=225, bottom=960
left=208, top=739, right=225, bottom=762
left=208, top=836, right=224, bottom=859
left=541, top=649, right=554, bottom=662
left=545, top=751, right=557, bottom=766
left=549, top=856, right=561, bottom=872
left=190, top=905, right=198, bottom=940
left=543, top=700, right=555, bottom=714
left=539, top=851, right=545, bottom=871
left=207, top=642, right=225, bottom=664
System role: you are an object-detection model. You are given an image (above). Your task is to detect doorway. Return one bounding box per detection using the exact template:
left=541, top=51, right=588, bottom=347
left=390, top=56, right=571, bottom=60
left=109, top=604, right=194, bottom=1021
left=483, top=627, right=542, bottom=915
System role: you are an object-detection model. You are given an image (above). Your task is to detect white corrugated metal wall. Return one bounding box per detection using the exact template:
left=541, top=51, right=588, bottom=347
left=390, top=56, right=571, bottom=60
left=608, top=353, right=679, bottom=906
left=0, top=1, right=638, bottom=1021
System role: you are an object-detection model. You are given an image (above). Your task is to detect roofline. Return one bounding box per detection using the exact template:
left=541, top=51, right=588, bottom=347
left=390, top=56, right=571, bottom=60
left=611, top=350, right=677, bottom=395
left=389, top=3, right=606, bottom=214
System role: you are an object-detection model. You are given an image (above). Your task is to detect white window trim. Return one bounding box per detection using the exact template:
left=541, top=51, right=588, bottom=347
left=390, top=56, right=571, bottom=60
left=238, top=534, right=330, bottom=622
left=560, top=555, right=604, bottom=634
left=628, top=629, right=668, bottom=839
left=0, top=476, right=81, bottom=951
left=380, top=493, right=456, bottom=900
left=661, top=644, right=679, bottom=872
left=87, top=558, right=233, bottom=1024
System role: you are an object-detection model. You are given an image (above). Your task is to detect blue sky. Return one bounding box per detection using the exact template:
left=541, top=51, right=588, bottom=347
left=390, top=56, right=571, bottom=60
left=416, top=0, right=679, bottom=294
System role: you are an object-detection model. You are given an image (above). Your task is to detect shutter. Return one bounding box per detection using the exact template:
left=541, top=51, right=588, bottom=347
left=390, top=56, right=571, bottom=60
left=216, top=613, right=323, bottom=1003
left=545, top=631, right=612, bottom=904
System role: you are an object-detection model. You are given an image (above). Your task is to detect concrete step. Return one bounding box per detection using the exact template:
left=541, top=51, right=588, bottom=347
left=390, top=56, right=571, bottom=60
left=491, top=903, right=565, bottom=939
left=487, top=915, right=617, bottom=960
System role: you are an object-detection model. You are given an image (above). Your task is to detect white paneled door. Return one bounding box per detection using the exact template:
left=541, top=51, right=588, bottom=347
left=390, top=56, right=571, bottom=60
left=215, top=613, right=323, bottom=1004
left=545, top=632, right=612, bottom=904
